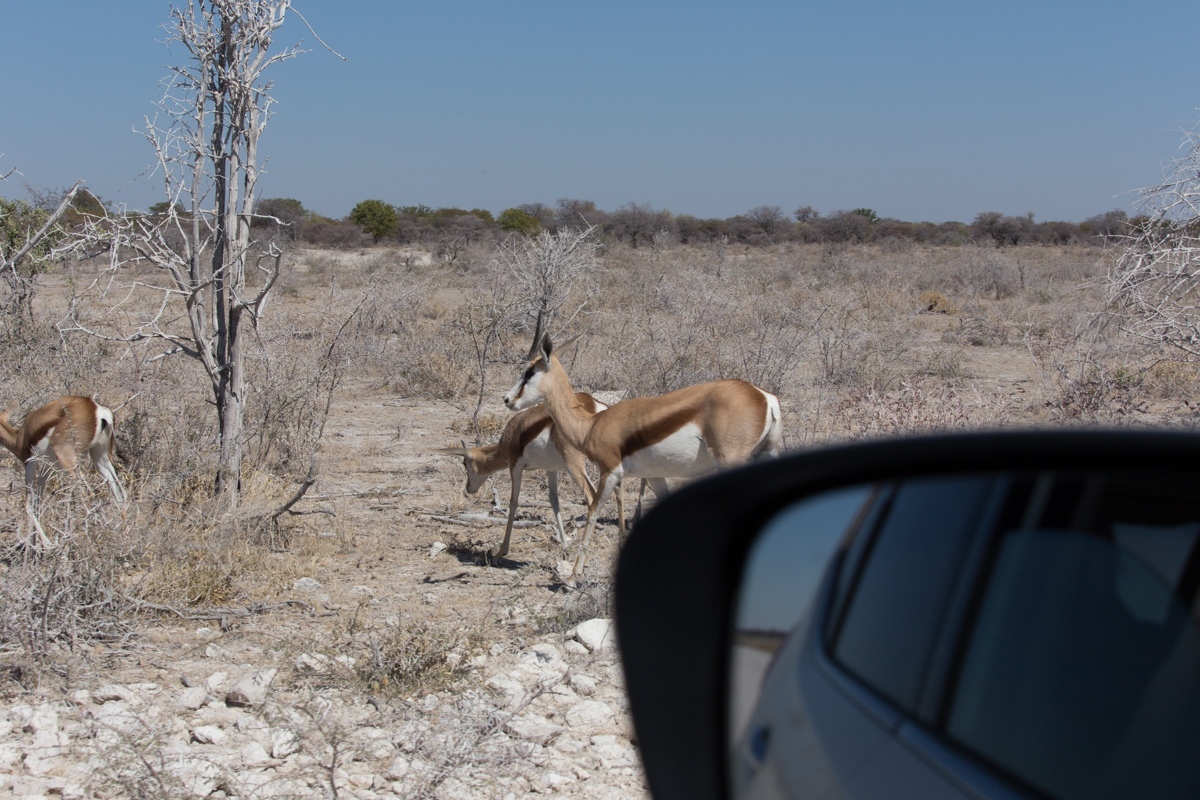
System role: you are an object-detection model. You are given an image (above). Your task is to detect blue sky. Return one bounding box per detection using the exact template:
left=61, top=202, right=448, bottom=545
left=2, top=1, right=1197, bottom=223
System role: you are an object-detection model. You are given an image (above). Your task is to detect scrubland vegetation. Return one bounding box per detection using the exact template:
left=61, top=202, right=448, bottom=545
left=4, top=205, right=1200, bottom=796
left=2, top=233, right=1192, bottom=658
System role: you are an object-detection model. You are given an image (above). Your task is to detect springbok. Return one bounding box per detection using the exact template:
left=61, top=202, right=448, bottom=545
left=0, top=395, right=127, bottom=548
left=439, top=393, right=653, bottom=560
left=504, top=335, right=782, bottom=585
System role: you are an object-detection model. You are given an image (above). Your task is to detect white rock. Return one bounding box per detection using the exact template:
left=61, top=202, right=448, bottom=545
left=484, top=675, right=526, bottom=705
left=293, top=577, right=323, bottom=591
left=236, top=713, right=269, bottom=736
left=13, top=775, right=63, bottom=796
left=271, top=727, right=300, bottom=759
left=503, top=715, right=565, bottom=746
left=226, top=669, right=276, bottom=708
left=429, top=541, right=448, bottom=558
left=564, top=700, right=615, bottom=729
left=191, top=724, right=227, bottom=745
left=176, top=687, right=207, bottom=711
left=383, top=755, right=410, bottom=780
left=12, top=703, right=58, bottom=734
left=205, top=671, right=229, bottom=692
left=569, top=674, right=598, bottom=697
left=575, top=618, right=617, bottom=652
left=165, top=754, right=221, bottom=796
left=0, top=744, right=22, bottom=770
left=516, top=642, right=566, bottom=680
left=241, top=741, right=271, bottom=765
left=129, top=682, right=164, bottom=699
left=563, top=640, right=589, bottom=655
left=24, top=749, right=65, bottom=776
left=594, top=741, right=636, bottom=766
left=348, top=770, right=374, bottom=789
left=294, top=652, right=332, bottom=674
left=553, top=560, right=575, bottom=584
left=542, top=771, right=571, bottom=787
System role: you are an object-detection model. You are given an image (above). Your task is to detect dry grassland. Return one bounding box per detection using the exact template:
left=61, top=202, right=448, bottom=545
left=0, top=237, right=1196, bottom=797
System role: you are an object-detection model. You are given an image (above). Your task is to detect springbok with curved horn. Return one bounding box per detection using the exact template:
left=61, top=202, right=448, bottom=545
left=1, top=395, right=127, bottom=548
left=439, top=393, right=652, bottom=559
left=504, top=335, right=782, bottom=585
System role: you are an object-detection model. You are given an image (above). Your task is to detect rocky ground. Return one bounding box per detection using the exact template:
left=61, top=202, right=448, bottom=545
left=0, top=388, right=649, bottom=800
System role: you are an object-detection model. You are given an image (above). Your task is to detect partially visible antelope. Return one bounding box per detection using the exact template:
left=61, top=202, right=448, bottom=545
left=504, top=335, right=782, bottom=585
left=0, top=395, right=127, bottom=548
left=439, top=393, right=655, bottom=560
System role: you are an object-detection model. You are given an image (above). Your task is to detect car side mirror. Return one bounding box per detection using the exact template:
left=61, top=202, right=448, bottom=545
left=615, top=430, right=1200, bottom=800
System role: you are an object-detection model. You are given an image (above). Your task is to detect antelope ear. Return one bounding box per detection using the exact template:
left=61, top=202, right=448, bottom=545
left=436, top=446, right=471, bottom=457
left=556, top=333, right=583, bottom=354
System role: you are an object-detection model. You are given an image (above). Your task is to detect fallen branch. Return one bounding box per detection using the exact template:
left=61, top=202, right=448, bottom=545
left=127, top=597, right=317, bottom=621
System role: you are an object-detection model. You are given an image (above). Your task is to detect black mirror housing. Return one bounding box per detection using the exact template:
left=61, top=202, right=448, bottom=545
left=615, top=429, right=1200, bottom=800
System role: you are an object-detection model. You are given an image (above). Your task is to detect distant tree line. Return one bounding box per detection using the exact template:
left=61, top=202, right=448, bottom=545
left=249, top=197, right=1137, bottom=252
left=10, top=191, right=1136, bottom=254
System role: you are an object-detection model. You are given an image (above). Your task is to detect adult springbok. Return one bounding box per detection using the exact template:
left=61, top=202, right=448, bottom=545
left=504, top=335, right=782, bottom=585
left=439, top=393, right=651, bottom=560
left=0, top=395, right=127, bottom=548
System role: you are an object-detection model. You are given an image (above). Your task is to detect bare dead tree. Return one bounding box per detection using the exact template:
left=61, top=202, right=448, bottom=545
left=1108, top=119, right=1200, bottom=357
left=494, top=224, right=600, bottom=354
left=70, top=1, right=337, bottom=511
left=455, top=280, right=513, bottom=441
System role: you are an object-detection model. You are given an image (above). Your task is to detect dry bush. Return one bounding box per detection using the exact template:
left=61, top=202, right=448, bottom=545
left=919, top=290, right=959, bottom=314
left=0, top=482, right=136, bottom=666
left=361, top=618, right=487, bottom=697
left=1024, top=315, right=1156, bottom=424
left=529, top=579, right=613, bottom=636
left=942, top=315, right=1008, bottom=347
left=247, top=289, right=364, bottom=480
left=574, top=250, right=815, bottom=398
left=812, top=288, right=919, bottom=389
left=834, top=380, right=1012, bottom=439
left=1144, top=359, right=1200, bottom=399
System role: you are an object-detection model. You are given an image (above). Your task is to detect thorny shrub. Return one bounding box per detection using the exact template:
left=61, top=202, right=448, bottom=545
left=0, top=480, right=136, bottom=665
left=835, top=381, right=1011, bottom=439
left=361, top=618, right=487, bottom=697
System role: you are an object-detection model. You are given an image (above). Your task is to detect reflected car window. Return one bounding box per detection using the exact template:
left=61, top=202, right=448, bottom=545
left=947, top=476, right=1200, bottom=800
left=832, top=476, right=993, bottom=712
left=737, top=485, right=874, bottom=634
left=731, top=485, right=872, bottom=743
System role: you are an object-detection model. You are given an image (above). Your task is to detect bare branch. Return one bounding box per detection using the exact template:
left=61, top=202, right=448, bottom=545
left=1107, top=117, right=1200, bottom=357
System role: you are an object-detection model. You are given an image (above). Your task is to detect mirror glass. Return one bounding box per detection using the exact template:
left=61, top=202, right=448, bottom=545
left=730, top=469, right=1200, bottom=800
left=730, top=483, right=873, bottom=742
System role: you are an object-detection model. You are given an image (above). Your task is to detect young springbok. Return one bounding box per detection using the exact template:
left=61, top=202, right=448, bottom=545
left=504, top=335, right=782, bottom=585
left=0, top=395, right=127, bottom=548
left=440, top=393, right=650, bottom=559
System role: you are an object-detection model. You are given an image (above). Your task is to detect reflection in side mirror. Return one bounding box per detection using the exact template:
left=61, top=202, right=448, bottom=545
left=730, top=484, right=873, bottom=743
left=729, top=469, right=1200, bottom=800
